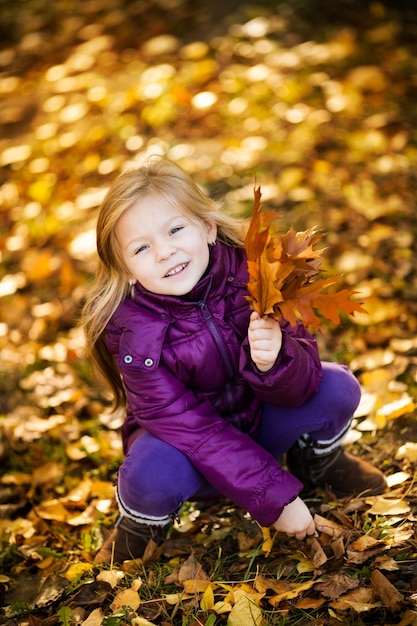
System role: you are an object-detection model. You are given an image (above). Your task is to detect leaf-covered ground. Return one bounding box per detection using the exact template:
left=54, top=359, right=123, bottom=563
left=1, top=0, right=417, bottom=624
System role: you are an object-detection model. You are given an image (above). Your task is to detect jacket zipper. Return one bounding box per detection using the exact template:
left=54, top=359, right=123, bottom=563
left=198, top=301, right=235, bottom=411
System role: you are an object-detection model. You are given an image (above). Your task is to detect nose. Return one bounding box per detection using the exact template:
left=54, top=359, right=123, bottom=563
left=155, top=238, right=176, bottom=262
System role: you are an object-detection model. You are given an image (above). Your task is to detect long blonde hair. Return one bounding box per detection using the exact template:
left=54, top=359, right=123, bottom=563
left=80, top=157, right=245, bottom=407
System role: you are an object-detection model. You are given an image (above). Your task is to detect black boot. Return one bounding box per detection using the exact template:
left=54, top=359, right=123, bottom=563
left=94, top=516, right=171, bottom=564
left=286, top=442, right=387, bottom=498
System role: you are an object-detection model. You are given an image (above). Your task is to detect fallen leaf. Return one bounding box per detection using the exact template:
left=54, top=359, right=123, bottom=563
left=310, top=537, right=328, bottom=568
left=131, top=617, right=159, bottom=626
left=228, top=591, right=263, bottom=626
left=182, top=578, right=211, bottom=593
left=314, top=514, right=345, bottom=537
left=371, top=569, right=404, bottom=613
left=213, top=600, right=232, bottom=614
left=329, top=587, right=379, bottom=611
left=178, top=552, right=209, bottom=583
left=349, top=535, right=385, bottom=551
left=96, top=569, right=125, bottom=588
left=386, top=471, right=411, bottom=488
left=65, top=562, right=93, bottom=581
left=366, top=496, right=410, bottom=515
left=110, top=587, right=140, bottom=611
left=295, top=596, right=326, bottom=609
left=260, top=526, right=273, bottom=556
left=376, top=396, right=415, bottom=421
left=268, top=580, right=315, bottom=606
left=315, top=573, right=359, bottom=600
left=81, top=608, right=105, bottom=626
left=396, top=442, right=417, bottom=463
left=200, top=583, right=214, bottom=611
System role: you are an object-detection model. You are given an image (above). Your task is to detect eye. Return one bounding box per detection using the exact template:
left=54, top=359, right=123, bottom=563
left=134, top=244, right=148, bottom=255
left=170, top=226, right=184, bottom=236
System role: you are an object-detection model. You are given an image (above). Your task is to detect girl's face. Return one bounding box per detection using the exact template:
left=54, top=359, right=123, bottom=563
left=117, top=194, right=217, bottom=296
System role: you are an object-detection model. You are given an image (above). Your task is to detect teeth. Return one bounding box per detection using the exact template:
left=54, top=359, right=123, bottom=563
left=165, top=263, right=187, bottom=277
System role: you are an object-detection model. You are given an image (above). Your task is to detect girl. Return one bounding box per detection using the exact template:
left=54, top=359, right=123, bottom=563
left=81, top=158, right=386, bottom=564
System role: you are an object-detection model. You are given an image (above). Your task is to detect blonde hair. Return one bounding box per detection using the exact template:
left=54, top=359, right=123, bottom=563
left=80, top=157, right=245, bottom=406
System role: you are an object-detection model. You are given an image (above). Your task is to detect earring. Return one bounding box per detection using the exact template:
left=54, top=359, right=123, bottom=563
left=209, top=239, right=217, bottom=247
left=129, top=278, right=135, bottom=299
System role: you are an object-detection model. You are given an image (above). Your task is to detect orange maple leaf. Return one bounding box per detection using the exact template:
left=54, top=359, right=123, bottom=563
left=244, top=185, right=366, bottom=328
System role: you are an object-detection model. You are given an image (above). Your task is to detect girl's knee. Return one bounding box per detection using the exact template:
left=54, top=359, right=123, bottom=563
left=118, top=433, right=203, bottom=517
left=321, top=362, right=361, bottom=414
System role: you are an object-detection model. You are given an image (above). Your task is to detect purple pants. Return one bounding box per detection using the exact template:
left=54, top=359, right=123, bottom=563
left=118, top=362, right=360, bottom=521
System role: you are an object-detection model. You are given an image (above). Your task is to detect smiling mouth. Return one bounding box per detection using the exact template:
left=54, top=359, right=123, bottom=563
left=164, top=262, right=189, bottom=278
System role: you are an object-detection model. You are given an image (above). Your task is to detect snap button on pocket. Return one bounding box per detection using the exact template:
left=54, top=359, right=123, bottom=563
left=144, top=358, right=154, bottom=367
left=123, top=354, right=133, bottom=364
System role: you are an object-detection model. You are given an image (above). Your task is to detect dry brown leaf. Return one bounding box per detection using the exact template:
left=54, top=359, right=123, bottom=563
left=349, top=535, right=385, bottom=552
left=371, top=569, right=404, bottom=613
left=315, top=573, right=359, bottom=600
left=329, top=587, right=379, bottom=611
left=346, top=541, right=387, bottom=564
left=254, top=575, right=294, bottom=595
left=314, top=514, right=346, bottom=538
left=310, top=537, right=328, bottom=568
left=245, top=185, right=366, bottom=328
left=178, top=552, right=209, bottom=583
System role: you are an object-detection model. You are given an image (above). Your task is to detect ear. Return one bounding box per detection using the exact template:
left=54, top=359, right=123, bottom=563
left=205, top=219, right=217, bottom=244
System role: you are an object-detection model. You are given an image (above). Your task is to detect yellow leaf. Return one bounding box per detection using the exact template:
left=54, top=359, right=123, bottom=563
left=35, top=499, right=69, bottom=522
left=213, top=600, right=232, bottom=614
left=376, top=397, right=415, bottom=421
left=110, top=588, right=140, bottom=611
left=65, top=562, right=93, bottom=581
left=61, top=477, right=92, bottom=504
left=200, top=583, right=215, bottom=611
left=260, top=527, right=273, bottom=556
left=228, top=592, right=263, bottom=626
left=182, top=578, right=211, bottom=594
left=269, top=580, right=315, bottom=606
left=296, top=557, right=315, bottom=573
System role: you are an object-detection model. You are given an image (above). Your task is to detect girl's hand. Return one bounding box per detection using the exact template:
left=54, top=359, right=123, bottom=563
left=272, top=497, right=316, bottom=540
left=248, top=311, right=282, bottom=372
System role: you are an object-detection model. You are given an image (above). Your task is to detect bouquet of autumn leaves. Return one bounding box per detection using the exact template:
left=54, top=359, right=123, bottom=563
left=245, top=186, right=365, bottom=328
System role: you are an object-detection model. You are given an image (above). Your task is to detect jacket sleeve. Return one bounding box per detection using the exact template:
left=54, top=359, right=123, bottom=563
left=120, top=363, right=303, bottom=528
left=239, top=320, right=323, bottom=406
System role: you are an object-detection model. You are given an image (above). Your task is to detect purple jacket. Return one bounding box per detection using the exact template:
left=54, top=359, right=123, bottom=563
left=105, top=242, right=323, bottom=526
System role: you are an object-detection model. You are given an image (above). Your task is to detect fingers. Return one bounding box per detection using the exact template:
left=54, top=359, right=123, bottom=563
left=292, top=520, right=316, bottom=541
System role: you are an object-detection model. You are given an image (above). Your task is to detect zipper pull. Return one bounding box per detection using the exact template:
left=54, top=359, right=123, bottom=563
left=199, top=301, right=211, bottom=320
